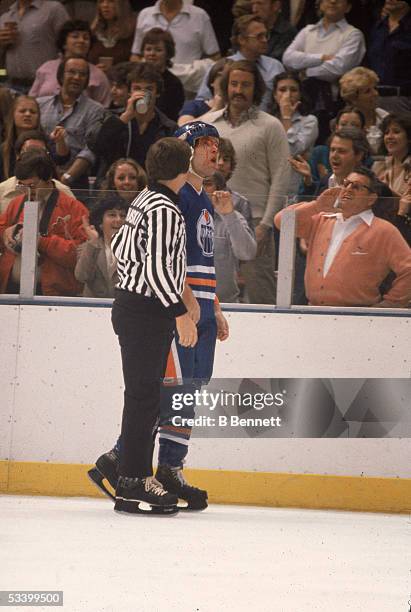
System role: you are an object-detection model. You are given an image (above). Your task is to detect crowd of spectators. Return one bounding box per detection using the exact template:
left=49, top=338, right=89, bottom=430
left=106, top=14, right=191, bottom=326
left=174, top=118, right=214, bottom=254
left=0, top=0, right=410, bottom=308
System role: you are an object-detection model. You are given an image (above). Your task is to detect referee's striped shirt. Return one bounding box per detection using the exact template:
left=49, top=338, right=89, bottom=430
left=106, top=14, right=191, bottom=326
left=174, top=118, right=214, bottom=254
left=111, top=183, right=187, bottom=318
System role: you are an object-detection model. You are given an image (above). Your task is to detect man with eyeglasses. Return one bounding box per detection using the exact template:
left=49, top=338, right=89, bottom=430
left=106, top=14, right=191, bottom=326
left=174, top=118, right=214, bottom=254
left=196, top=15, right=284, bottom=111
left=275, top=166, right=411, bottom=307
left=251, top=0, right=297, bottom=61
left=37, top=57, right=107, bottom=190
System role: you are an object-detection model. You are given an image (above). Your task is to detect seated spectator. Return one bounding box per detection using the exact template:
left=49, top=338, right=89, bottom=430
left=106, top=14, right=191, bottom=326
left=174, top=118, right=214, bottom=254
left=339, top=67, right=388, bottom=154
left=141, top=28, right=185, bottom=122
left=290, top=126, right=370, bottom=196
left=88, top=63, right=176, bottom=172
left=0, top=129, right=73, bottom=214
left=216, top=136, right=254, bottom=232
left=37, top=57, right=107, bottom=190
left=309, top=106, right=368, bottom=182
left=99, top=157, right=147, bottom=203
left=271, top=70, right=318, bottom=195
left=251, top=0, right=297, bottom=61
left=0, top=95, right=41, bottom=181
left=88, top=0, right=136, bottom=69
left=29, top=20, right=111, bottom=107
left=274, top=167, right=411, bottom=308
left=0, top=0, right=69, bottom=93
left=373, top=114, right=411, bottom=197
left=75, top=194, right=128, bottom=297
left=367, top=0, right=411, bottom=114
left=106, top=62, right=133, bottom=115
left=197, top=15, right=284, bottom=112
left=0, top=151, right=88, bottom=296
left=130, top=0, right=220, bottom=64
left=178, top=58, right=228, bottom=126
left=203, top=171, right=257, bottom=303
left=283, top=0, right=366, bottom=142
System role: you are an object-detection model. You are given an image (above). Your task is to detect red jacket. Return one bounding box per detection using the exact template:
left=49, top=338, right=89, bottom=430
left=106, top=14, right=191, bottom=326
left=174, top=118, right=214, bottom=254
left=0, top=190, right=88, bottom=296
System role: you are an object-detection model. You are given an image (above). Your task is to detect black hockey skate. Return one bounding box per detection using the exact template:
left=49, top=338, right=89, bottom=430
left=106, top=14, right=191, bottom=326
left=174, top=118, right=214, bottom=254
left=155, top=464, right=208, bottom=511
left=88, top=449, right=119, bottom=500
left=114, top=476, right=179, bottom=516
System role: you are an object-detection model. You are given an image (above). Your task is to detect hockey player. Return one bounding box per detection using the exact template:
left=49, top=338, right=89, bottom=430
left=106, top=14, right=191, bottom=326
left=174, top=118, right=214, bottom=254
left=89, top=122, right=229, bottom=511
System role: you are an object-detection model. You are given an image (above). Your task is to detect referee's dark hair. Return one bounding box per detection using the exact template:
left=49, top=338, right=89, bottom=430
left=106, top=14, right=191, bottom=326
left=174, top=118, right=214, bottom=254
left=146, top=137, right=191, bottom=182
left=15, top=150, right=54, bottom=182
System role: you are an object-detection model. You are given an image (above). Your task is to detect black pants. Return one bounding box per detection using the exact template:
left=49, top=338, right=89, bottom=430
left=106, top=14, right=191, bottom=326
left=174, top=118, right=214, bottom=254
left=111, top=291, right=174, bottom=478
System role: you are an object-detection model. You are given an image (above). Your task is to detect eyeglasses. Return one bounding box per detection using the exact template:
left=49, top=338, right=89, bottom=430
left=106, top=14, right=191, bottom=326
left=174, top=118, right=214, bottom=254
left=342, top=179, right=373, bottom=193
left=245, top=32, right=268, bottom=41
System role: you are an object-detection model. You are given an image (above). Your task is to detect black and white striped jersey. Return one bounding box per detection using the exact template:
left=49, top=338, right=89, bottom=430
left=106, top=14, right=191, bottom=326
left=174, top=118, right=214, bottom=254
left=111, top=184, right=187, bottom=317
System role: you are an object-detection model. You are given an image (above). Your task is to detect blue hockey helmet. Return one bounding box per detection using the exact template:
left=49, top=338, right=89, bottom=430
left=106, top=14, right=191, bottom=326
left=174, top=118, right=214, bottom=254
left=174, top=121, right=219, bottom=147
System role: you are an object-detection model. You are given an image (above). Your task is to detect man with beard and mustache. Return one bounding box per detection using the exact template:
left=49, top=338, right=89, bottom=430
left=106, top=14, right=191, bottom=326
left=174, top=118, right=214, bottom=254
left=202, top=60, right=290, bottom=304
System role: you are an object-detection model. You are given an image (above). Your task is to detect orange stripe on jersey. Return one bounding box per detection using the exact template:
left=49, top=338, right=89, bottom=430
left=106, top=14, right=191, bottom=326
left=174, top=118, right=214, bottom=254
left=187, top=278, right=217, bottom=287
left=161, top=424, right=192, bottom=435
left=164, top=349, right=177, bottom=381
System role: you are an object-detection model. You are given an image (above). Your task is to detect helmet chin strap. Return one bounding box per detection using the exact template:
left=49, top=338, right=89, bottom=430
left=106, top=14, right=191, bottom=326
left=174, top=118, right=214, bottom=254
left=189, top=151, right=206, bottom=181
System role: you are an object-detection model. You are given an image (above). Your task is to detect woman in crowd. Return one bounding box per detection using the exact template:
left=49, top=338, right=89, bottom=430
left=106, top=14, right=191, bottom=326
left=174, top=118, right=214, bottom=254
left=99, top=157, right=147, bottom=204
left=88, top=0, right=136, bottom=69
left=178, top=58, right=228, bottom=126
left=373, top=114, right=411, bottom=197
left=271, top=71, right=318, bottom=196
left=141, top=28, right=185, bottom=122
left=0, top=95, right=41, bottom=181
left=339, top=67, right=388, bottom=154
left=75, top=194, right=128, bottom=297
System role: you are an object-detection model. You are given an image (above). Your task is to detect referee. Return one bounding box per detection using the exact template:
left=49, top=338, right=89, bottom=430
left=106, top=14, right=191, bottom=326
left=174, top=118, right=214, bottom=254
left=110, top=137, right=197, bottom=516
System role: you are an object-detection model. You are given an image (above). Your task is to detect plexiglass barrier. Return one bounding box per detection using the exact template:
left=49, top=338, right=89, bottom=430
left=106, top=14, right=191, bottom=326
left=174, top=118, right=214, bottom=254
left=0, top=186, right=409, bottom=310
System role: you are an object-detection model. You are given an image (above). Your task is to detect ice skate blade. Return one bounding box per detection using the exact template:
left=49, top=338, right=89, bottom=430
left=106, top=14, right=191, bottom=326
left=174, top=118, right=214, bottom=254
left=114, top=498, right=179, bottom=516
left=88, top=467, right=115, bottom=501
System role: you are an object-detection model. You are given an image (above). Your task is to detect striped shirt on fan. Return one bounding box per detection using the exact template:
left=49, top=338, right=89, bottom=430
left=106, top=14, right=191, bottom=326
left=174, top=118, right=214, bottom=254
left=111, top=183, right=187, bottom=318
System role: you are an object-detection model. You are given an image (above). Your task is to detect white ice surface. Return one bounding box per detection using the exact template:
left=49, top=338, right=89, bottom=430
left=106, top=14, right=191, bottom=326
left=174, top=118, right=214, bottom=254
left=0, top=495, right=409, bottom=612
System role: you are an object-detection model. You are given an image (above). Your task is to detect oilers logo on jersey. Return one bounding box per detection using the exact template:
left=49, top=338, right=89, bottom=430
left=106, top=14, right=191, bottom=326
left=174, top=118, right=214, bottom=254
left=196, top=209, right=214, bottom=258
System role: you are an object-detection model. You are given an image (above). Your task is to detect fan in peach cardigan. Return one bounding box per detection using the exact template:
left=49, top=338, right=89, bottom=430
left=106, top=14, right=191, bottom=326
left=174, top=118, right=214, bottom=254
left=274, top=168, right=411, bottom=308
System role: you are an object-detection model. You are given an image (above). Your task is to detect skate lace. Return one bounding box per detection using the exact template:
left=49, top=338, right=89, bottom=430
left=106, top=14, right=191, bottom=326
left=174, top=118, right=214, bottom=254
left=171, top=467, right=188, bottom=487
left=144, top=476, right=167, bottom=496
